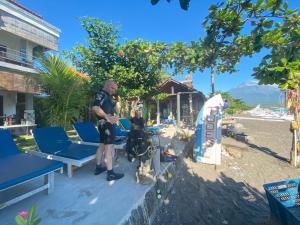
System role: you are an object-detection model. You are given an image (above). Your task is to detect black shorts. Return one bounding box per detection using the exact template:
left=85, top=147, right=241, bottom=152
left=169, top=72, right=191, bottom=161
left=98, top=121, right=115, bottom=145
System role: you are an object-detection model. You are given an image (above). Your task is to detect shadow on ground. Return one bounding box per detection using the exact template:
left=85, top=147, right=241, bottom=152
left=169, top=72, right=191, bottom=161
left=247, top=143, right=289, bottom=163
left=153, top=153, right=273, bottom=225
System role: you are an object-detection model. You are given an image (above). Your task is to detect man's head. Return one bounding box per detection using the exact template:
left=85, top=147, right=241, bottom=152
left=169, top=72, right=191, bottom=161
left=103, top=80, right=118, bottom=95
left=135, top=110, right=142, bottom=118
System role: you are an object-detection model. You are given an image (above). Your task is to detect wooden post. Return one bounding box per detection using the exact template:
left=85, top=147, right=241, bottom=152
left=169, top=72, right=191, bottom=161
left=290, top=87, right=299, bottom=167
left=169, top=98, right=173, bottom=119
left=189, top=94, right=193, bottom=126
left=292, top=129, right=298, bottom=167
left=177, top=93, right=180, bottom=127
left=156, top=100, right=160, bottom=125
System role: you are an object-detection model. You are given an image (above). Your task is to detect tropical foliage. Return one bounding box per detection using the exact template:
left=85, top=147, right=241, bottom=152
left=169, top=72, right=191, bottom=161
left=166, top=41, right=202, bottom=76
left=66, top=18, right=168, bottom=100
left=219, top=92, right=251, bottom=115
left=151, top=0, right=299, bottom=96
left=150, top=0, right=191, bottom=10
left=65, top=18, right=120, bottom=93
left=200, top=0, right=300, bottom=91
left=116, top=39, right=168, bottom=98
left=15, top=205, right=41, bottom=225
left=36, top=54, right=90, bottom=129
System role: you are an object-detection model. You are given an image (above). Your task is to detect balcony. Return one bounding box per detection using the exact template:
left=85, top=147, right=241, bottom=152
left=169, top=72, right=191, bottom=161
left=0, top=46, right=38, bottom=73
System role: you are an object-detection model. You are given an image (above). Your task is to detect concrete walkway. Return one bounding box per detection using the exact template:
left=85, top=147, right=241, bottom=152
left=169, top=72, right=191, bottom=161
left=0, top=126, right=185, bottom=225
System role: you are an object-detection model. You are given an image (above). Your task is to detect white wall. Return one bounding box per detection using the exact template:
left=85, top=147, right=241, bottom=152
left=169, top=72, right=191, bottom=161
left=0, top=90, right=16, bottom=116
left=25, top=93, right=33, bottom=110
left=0, top=91, right=34, bottom=116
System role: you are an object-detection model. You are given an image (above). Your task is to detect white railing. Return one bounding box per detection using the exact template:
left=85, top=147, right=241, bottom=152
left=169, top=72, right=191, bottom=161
left=0, top=46, right=38, bottom=68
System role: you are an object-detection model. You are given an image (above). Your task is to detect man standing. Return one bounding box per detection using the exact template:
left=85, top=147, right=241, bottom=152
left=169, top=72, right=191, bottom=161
left=92, top=80, right=124, bottom=181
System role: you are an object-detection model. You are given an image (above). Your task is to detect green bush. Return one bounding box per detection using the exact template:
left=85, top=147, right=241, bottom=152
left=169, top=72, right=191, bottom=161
left=218, top=92, right=251, bottom=115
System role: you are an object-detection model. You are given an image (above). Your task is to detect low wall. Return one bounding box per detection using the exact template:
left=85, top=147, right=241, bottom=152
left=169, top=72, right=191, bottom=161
left=120, top=140, right=192, bottom=225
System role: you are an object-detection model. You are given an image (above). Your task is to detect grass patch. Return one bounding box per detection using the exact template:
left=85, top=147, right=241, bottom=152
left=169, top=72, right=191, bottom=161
left=13, top=135, right=36, bottom=152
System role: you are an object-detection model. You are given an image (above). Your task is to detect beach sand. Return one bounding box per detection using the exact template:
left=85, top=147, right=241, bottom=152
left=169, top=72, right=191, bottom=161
left=153, top=118, right=299, bottom=225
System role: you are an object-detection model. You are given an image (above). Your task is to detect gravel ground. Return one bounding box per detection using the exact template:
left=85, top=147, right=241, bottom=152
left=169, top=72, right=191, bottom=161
left=153, top=118, right=300, bottom=225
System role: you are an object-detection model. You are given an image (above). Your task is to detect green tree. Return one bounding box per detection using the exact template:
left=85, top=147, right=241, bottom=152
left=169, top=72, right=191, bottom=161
left=117, top=39, right=168, bottom=98
left=166, top=41, right=201, bottom=76
left=218, top=91, right=250, bottom=115
left=65, top=17, right=120, bottom=92
left=202, top=0, right=299, bottom=90
left=66, top=18, right=167, bottom=100
left=37, top=54, right=90, bottom=128
left=154, top=0, right=299, bottom=95
left=253, top=9, right=300, bottom=89
left=150, top=0, right=190, bottom=10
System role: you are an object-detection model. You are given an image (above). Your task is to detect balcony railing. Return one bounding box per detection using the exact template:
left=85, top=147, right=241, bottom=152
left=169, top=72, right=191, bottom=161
left=0, top=47, right=38, bottom=69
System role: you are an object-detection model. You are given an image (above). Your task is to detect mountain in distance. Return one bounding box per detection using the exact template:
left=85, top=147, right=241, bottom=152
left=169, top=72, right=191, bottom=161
left=228, top=80, right=285, bottom=107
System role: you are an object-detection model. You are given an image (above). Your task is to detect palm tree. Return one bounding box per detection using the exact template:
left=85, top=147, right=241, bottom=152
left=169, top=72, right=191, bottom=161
left=37, top=54, right=90, bottom=129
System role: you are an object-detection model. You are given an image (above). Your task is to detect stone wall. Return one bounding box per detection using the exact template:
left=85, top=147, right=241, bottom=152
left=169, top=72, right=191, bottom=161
left=121, top=140, right=192, bottom=225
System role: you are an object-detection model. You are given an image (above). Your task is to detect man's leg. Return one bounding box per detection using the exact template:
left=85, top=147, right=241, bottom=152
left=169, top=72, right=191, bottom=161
left=94, top=143, right=107, bottom=175
left=105, top=144, right=124, bottom=181
left=96, top=143, right=105, bottom=165
left=104, top=144, right=113, bottom=171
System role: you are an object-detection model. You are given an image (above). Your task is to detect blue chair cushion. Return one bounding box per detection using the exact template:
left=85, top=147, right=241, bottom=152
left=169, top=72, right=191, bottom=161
left=73, top=122, right=100, bottom=143
left=56, top=143, right=97, bottom=160
left=74, top=122, right=127, bottom=145
left=114, top=124, right=129, bottom=137
left=119, top=118, right=132, bottom=131
left=145, top=126, right=160, bottom=132
left=33, top=127, right=72, bottom=154
left=0, top=153, right=63, bottom=190
left=0, top=129, right=20, bottom=158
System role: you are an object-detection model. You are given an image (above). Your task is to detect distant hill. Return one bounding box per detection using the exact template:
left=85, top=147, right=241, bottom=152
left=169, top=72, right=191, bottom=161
left=228, top=80, right=285, bottom=107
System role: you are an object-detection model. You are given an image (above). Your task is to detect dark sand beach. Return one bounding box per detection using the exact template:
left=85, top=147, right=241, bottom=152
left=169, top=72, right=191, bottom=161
left=153, top=118, right=299, bottom=225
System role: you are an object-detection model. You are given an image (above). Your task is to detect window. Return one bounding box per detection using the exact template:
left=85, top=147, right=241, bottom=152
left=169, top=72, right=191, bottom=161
left=19, top=48, right=26, bottom=62
left=0, top=45, right=7, bottom=58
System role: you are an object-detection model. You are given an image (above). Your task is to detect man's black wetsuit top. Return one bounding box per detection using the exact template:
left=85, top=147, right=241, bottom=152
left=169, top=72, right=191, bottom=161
left=93, top=90, right=116, bottom=144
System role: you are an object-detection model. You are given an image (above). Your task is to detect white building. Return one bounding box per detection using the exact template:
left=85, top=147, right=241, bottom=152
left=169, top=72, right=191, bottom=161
left=0, top=0, right=60, bottom=126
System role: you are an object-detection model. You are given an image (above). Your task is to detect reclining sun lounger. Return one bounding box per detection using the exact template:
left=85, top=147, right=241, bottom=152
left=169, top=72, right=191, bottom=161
left=114, top=123, right=129, bottom=137
left=0, top=129, right=63, bottom=209
left=73, top=122, right=127, bottom=161
left=32, top=127, right=98, bottom=178
left=73, top=122, right=127, bottom=148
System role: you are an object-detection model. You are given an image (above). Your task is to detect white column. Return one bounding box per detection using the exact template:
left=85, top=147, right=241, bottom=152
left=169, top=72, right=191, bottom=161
left=177, top=93, right=180, bottom=126
left=189, top=94, right=193, bottom=126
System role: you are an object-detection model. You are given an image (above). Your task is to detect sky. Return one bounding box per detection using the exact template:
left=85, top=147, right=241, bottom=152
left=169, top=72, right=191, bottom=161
left=18, top=0, right=300, bottom=96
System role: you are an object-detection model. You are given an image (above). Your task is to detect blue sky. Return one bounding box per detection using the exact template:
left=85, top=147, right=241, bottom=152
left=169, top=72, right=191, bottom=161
left=18, top=0, right=299, bottom=96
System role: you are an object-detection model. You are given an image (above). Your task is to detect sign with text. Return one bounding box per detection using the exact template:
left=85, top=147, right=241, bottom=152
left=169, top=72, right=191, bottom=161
left=194, top=94, right=224, bottom=165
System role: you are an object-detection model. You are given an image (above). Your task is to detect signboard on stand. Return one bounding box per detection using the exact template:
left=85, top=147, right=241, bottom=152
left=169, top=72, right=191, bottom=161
left=194, top=94, right=224, bottom=165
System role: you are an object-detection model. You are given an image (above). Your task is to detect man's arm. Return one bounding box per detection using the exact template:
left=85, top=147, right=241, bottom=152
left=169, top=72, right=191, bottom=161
left=93, top=92, right=117, bottom=124
left=92, top=106, right=108, bottom=120
left=92, top=106, right=117, bottom=124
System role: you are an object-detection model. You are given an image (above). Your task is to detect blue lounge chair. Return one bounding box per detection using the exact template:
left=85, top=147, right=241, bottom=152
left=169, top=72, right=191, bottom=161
left=73, top=122, right=127, bottom=147
left=119, top=117, right=161, bottom=133
left=114, top=123, right=129, bottom=137
left=0, top=129, right=63, bottom=209
left=32, top=127, right=98, bottom=178
left=119, top=118, right=132, bottom=131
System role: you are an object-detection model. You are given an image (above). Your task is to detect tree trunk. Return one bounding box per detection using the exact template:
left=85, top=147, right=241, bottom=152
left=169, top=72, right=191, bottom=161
left=211, top=64, right=215, bottom=95
left=291, top=87, right=300, bottom=167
